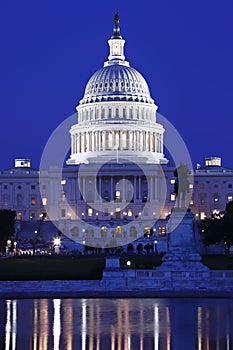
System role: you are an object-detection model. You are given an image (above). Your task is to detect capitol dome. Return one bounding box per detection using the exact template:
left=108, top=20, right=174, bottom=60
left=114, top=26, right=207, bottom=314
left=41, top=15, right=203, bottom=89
left=67, top=14, right=168, bottom=165
left=81, top=64, right=154, bottom=105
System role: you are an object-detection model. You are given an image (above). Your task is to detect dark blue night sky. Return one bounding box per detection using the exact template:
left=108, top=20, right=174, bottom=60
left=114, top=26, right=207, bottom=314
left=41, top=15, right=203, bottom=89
left=0, top=0, right=232, bottom=170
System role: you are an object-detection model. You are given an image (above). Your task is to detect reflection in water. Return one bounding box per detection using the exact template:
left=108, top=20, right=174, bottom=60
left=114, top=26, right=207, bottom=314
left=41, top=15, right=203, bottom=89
left=53, top=300, right=61, bottom=350
left=0, top=298, right=232, bottom=349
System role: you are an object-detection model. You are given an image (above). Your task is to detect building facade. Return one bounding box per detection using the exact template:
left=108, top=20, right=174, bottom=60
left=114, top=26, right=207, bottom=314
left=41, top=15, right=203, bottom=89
left=1, top=15, right=233, bottom=250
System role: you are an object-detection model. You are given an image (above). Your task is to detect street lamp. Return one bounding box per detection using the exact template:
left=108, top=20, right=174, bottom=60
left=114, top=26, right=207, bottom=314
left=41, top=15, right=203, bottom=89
left=53, top=238, right=61, bottom=255
left=154, top=240, right=158, bottom=254
left=6, top=240, right=11, bottom=255
left=13, top=241, right=17, bottom=254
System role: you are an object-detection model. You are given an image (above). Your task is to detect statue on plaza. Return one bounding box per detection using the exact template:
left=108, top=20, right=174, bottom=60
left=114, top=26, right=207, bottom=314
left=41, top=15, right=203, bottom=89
left=173, top=163, right=190, bottom=208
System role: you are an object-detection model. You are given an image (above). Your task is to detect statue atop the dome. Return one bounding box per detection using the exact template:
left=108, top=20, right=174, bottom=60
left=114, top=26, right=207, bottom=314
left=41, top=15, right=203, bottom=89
left=112, top=12, right=122, bottom=39
left=114, top=12, right=120, bottom=26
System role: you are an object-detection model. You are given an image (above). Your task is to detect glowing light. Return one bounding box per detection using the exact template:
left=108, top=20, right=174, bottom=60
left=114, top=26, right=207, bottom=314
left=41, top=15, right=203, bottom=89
left=53, top=299, right=61, bottom=350
left=54, top=238, right=61, bottom=246
left=12, top=300, right=17, bottom=350
left=82, top=299, right=87, bottom=350
left=5, top=300, right=11, bottom=350
left=154, top=304, right=159, bottom=350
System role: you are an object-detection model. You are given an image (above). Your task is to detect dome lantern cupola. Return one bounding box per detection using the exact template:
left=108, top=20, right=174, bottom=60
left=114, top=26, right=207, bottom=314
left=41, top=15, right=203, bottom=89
left=107, top=13, right=126, bottom=63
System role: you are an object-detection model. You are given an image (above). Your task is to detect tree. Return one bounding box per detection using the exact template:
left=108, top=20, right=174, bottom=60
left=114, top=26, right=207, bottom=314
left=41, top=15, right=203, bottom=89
left=0, top=209, right=16, bottom=252
left=127, top=243, right=134, bottom=253
left=144, top=243, right=153, bottom=254
left=136, top=243, right=143, bottom=254
left=200, top=202, right=233, bottom=255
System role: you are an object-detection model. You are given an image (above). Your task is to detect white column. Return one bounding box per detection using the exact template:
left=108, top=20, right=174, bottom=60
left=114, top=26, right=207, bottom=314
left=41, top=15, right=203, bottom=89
left=145, top=132, right=149, bottom=151
left=129, top=131, right=132, bottom=150
left=138, top=176, right=141, bottom=200
left=122, top=176, right=125, bottom=200
left=140, top=132, right=144, bottom=151
left=133, top=131, right=136, bottom=151
left=95, top=177, right=98, bottom=201
left=119, top=130, right=122, bottom=150
left=150, top=132, right=153, bottom=152
left=134, top=176, right=137, bottom=201
left=82, top=176, right=85, bottom=201
left=91, top=131, right=95, bottom=152
left=71, top=135, right=74, bottom=154
left=150, top=176, right=153, bottom=200
left=102, top=131, right=106, bottom=151
left=75, top=134, right=77, bottom=153
left=156, top=133, right=159, bottom=152
left=78, top=177, right=81, bottom=200
left=110, top=176, right=113, bottom=201
left=99, top=177, right=102, bottom=201
left=81, top=133, right=84, bottom=152
left=98, top=131, right=101, bottom=151
left=136, top=131, right=139, bottom=151
left=84, top=132, right=87, bottom=152
left=88, top=132, right=91, bottom=152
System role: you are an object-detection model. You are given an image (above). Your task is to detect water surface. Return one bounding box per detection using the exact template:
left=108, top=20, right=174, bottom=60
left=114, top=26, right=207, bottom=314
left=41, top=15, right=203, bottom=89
left=0, top=298, right=232, bottom=349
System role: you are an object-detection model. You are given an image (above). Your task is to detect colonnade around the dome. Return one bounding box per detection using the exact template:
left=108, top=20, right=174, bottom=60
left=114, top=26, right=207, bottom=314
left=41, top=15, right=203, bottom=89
left=71, top=129, right=163, bottom=154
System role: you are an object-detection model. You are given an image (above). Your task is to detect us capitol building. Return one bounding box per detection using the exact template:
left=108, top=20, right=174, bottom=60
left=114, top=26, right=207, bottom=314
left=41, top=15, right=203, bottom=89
left=1, top=15, right=233, bottom=250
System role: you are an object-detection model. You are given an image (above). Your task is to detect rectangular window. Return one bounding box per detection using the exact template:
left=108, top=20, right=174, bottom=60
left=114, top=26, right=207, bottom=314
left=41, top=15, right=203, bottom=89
left=115, top=190, right=121, bottom=200
left=31, top=185, right=35, bottom=190
left=42, top=197, right=47, bottom=206
left=228, top=184, right=232, bottom=188
left=61, top=209, right=66, bottom=218
left=88, top=208, right=93, bottom=217
left=170, top=193, right=176, bottom=201
left=3, top=195, right=8, bottom=206
left=31, top=197, right=36, bottom=205
left=200, top=212, right=206, bottom=220
left=127, top=208, right=133, bottom=217
left=158, top=226, right=166, bottom=236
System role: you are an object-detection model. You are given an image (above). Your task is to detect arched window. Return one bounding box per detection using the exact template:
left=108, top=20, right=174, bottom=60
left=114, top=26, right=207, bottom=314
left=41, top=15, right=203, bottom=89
left=103, top=190, right=110, bottom=202
left=142, top=191, right=148, bottom=202
left=116, top=226, right=122, bottom=237
left=130, top=226, right=137, bottom=238
left=158, top=226, right=166, bottom=236
left=70, top=226, right=79, bottom=238
left=101, top=226, right=108, bottom=238
left=16, top=194, right=23, bottom=206
left=144, top=226, right=152, bottom=237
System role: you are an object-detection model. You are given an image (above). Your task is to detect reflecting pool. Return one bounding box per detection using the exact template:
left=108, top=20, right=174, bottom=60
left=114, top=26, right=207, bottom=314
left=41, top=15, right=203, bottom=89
left=0, top=298, right=232, bottom=349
